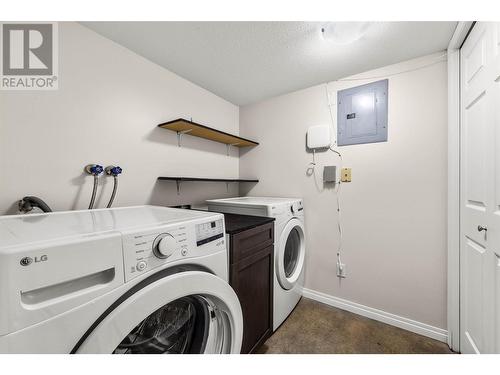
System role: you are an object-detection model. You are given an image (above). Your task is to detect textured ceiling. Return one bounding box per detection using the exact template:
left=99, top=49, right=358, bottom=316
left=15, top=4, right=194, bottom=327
left=82, top=22, right=457, bottom=106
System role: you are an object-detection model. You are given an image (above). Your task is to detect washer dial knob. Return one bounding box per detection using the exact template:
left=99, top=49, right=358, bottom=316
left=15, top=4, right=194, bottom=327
left=153, top=233, right=177, bottom=259
left=291, top=202, right=301, bottom=214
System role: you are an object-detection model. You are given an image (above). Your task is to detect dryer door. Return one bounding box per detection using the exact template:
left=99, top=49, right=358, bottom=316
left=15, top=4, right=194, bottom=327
left=276, top=218, right=305, bottom=290
left=72, top=270, right=242, bottom=354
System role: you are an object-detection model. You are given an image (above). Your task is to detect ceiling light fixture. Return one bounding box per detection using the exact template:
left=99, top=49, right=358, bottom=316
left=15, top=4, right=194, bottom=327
left=321, top=22, right=373, bottom=45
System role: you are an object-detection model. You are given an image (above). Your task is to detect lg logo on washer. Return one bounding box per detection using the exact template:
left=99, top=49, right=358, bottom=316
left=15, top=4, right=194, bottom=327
left=1, top=22, right=58, bottom=90
left=20, top=255, right=48, bottom=266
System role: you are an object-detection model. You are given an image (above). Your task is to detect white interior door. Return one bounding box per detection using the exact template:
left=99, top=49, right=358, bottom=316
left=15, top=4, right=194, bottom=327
left=460, top=22, right=500, bottom=354
left=489, top=21, right=500, bottom=355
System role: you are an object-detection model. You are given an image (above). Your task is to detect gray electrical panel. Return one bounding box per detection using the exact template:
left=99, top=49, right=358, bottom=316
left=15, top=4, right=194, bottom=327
left=337, top=79, right=388, bottom=146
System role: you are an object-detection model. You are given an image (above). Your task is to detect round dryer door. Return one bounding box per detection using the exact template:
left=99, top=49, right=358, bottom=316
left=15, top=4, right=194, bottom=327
left=72, top=270, right=242, bottom=354
left=276, top=218, right=305, bottom=290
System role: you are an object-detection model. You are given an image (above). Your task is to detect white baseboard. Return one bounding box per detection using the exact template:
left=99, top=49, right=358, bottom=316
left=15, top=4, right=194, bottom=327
left=302, top=288, right=448, bottom=343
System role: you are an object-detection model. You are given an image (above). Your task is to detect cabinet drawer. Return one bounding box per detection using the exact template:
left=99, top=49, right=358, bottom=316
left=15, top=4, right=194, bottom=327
left=230, top=222, right=274, bottom=264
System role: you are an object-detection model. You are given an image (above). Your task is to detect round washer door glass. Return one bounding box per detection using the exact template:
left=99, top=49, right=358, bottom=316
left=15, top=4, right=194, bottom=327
left=114, top=295, right=216, bottom=354
left=277, top=218, right=305, bottom=290
left=73, top=270, right=243, bottom=354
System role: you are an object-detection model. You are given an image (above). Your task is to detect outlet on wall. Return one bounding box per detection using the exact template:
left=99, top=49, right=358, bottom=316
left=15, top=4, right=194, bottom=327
left=337, top=262, right=347, bottom=278
left=341, top=168, right=352, bottom=182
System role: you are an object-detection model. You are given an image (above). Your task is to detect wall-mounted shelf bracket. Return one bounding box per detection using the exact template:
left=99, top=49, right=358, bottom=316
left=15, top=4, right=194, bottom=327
left=177, top=129, right=193, bottom=147
left=226, top=143, right=240, bottom=156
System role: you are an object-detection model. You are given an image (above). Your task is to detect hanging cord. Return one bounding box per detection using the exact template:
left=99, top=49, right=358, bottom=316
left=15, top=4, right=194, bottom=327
left=309, top=149, right=316, bottom=166
left=330, top=146, right=343, bottom=266
left=325, top=82, right=345, bottom=270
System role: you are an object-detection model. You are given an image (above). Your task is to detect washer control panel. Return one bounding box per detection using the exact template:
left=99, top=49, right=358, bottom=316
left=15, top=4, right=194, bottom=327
left=196, top=219, right=224, bottom=246
left=122, top=215, right=226, bottom=281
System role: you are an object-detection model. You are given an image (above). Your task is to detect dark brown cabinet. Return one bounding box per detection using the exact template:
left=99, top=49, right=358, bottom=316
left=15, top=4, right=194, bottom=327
left=228, top=221, right=274, bottom=354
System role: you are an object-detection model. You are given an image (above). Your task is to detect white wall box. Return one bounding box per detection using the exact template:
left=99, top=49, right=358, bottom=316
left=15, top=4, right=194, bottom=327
left=307, top=124, right=331, bottom=149
left=337, top=79, right=388, bottom=146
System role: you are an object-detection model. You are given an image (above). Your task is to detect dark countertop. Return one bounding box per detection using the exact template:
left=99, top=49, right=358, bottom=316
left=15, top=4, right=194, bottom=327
left=170, top=205, right=275, bottom=235
left=218, top=212, right=275, bottom=235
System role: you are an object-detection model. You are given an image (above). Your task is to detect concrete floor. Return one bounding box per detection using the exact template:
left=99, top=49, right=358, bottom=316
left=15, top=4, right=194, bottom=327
left=258, top=298, right=453, bottom=354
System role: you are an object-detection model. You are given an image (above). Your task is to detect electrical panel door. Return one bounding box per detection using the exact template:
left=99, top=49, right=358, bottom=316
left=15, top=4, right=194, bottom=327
left=337, top=79, right=388, bottom=146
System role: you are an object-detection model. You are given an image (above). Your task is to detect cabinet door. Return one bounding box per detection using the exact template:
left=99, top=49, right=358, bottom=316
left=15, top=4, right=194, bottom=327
left=230, top=245, right=273, bottom=354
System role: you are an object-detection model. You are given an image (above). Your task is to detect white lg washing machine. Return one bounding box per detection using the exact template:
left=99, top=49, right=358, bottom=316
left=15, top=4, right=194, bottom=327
left=0, top=206, right=242, bottom=354
left=206, top=197, right=305, bottom=331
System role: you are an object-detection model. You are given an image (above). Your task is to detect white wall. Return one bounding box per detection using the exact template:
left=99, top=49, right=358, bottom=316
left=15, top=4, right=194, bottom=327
left=0, top=22, right=240, bottom=215
left=239, top=53, right=448, bottom=330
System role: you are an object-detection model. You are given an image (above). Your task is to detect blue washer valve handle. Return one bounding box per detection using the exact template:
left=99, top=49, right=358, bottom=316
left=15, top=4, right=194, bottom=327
left=92, top=165, right=104, bottom=175
left=106, top=165, right=123, bottom=176
left=85, top=164, right=104, bottom=176
left=111, top=166, right=122, bottom=176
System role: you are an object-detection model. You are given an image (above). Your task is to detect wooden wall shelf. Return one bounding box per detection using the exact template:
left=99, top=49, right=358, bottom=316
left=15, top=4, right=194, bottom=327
left=158, top=176, right=258, bottom=194
left=158, top=118, right=259, bottom=148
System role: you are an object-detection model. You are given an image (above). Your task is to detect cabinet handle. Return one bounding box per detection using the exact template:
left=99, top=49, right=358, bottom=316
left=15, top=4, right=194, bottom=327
left=478, top=225, right=488, bottom=232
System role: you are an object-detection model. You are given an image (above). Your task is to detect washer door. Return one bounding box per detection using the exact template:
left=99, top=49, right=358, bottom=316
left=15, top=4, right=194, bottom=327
left=276, top=218, right=305, bottom=290
left=73, top=270, right=242, bottom=354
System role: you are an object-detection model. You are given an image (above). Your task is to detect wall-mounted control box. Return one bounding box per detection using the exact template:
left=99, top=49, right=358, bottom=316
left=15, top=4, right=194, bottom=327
left=323, top=166, right=337, bottom=183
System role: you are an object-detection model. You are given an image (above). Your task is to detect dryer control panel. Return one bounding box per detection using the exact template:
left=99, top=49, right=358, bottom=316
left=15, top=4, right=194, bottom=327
left=121, top=215, right=226, bottom=282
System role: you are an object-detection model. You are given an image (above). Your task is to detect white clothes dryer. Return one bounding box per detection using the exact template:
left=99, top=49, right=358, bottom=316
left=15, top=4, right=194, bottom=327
left=207, top=197, right=305, bottom=331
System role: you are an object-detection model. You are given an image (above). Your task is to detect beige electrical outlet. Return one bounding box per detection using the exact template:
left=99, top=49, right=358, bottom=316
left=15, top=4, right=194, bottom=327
left=341, top=168, right=352, bottom=182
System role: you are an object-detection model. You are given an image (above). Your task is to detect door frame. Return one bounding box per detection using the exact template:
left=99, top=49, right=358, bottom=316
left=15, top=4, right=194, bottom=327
left=447, top=21, right=474, bottom=352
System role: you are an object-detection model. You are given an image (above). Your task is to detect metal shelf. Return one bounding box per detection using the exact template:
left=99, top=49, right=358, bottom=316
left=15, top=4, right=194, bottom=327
left=158, top=177, right=258, bottom=182
left=158, top=176, right=259, bottom=194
